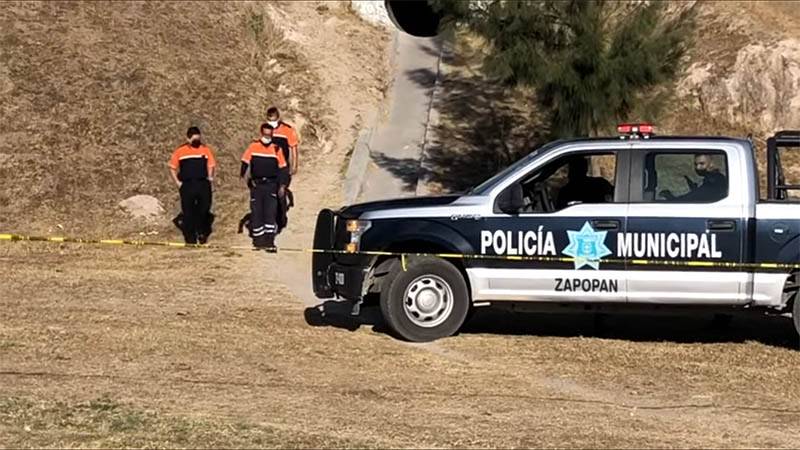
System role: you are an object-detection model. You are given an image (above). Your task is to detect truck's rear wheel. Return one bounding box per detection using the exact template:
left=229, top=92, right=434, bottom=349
left=380, top=256, right=469, bottom=342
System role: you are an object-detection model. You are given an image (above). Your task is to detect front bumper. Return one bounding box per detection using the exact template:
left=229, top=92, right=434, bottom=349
left=326, top=262, right=370, bottom=301
left=312, top=208, right=371, bottom=300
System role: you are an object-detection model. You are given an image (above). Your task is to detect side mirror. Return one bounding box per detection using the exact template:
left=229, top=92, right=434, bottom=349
left=496, top=183, right=525, bottom=214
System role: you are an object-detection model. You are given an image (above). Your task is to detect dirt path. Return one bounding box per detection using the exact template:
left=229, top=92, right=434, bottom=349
left=265, top=1, right=390, bottom=246
left=259, top=2, right=391, bottom=305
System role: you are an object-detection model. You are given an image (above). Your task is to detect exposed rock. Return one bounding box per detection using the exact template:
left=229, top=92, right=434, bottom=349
left=118, top=195, right=164, bottom=221
left=678, top=38, right=800, bottom=134
left=349, top=1, right=392, bottom=28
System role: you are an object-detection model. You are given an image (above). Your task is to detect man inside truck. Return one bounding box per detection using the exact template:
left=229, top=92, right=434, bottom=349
left=660, top=153, right=728, bottom=202
left=555, top=155, right=615, bottom=209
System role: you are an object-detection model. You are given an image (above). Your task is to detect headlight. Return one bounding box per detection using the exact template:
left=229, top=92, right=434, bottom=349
left=345, top=219, right=371, bottom=253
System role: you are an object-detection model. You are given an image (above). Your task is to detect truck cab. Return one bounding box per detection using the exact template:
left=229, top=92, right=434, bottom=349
left=313, top=125, right=800, bottom=342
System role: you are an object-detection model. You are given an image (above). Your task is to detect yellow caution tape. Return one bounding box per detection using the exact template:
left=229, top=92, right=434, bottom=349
left=1, top=232, right=799, bottom=271
left=686, top=261, right=715, bottom=267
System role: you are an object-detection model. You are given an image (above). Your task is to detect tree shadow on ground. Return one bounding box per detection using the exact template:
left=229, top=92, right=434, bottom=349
left=369, top=151, right=424, bottom=195
left=414, top=36, right=445, bottom=60
left=374, top=42, right=549, bottom=194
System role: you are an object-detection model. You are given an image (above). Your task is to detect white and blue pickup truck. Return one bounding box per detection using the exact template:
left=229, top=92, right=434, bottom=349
left=313, top=125, right=800, bottom=342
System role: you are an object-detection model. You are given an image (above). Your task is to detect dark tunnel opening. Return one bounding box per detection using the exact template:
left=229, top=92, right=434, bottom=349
left=385, top=0, right=443, bottom=37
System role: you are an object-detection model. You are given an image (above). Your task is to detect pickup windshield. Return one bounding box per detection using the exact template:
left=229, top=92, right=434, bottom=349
left=467, top=143, right=556, bottom=195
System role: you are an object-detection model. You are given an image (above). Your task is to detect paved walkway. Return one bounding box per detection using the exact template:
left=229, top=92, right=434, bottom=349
left=358, top=32, right=442, bottom=201
left=276, top=31, right=442, bottom=307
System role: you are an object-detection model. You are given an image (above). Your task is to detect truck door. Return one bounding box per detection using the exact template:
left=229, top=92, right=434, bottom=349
left=468, top=148, right=631, bottom=303
left=625, top=146, right=748, bottom=304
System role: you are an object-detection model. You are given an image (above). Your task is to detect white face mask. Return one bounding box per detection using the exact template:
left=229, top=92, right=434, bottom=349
left=260, top=136, right=272, bottom=145
left=267, top=120, right=279, bottom=128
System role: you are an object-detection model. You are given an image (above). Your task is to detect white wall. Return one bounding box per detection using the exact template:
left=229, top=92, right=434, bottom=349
left=350, top=1, right=393, bottom=28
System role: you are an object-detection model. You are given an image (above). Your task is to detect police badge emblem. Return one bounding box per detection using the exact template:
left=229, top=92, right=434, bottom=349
left=562, top=221, right=612, bottom=270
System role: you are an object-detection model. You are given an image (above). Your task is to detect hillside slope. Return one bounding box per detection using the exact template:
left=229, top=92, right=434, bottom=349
left=420, top=1, right=800, bottom=194
left=664, top=0, right=800, bottom=137
left=0, top=1, right=389, bottom=239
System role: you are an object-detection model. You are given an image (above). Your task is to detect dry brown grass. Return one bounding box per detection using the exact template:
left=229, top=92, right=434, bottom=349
left=4, top=1, right=800, bottom=448
left=0, top=395, right=368, bottom=448
left=0, top=2, right=396, bottom=446
left=0, top=1, right=330, bottom=238
left=2, top=243, right=800, bottom=448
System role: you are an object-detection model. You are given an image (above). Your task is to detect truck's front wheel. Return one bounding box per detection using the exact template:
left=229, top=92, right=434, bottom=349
left=380, top=256, right=469, bottom=342
left=794, top=297, right=800, bottom=342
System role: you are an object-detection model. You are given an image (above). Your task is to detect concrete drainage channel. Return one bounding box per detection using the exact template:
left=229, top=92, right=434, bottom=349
left=343, top=111, right=379, bottom=205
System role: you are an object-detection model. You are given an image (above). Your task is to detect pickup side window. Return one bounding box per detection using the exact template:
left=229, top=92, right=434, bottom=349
left=497, top=151, right=622, bottom=214
left=637, top=151, right=729, bottom=203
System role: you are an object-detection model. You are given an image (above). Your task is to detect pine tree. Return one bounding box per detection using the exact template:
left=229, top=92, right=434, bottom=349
left=430, top=0, right=695, bottom=138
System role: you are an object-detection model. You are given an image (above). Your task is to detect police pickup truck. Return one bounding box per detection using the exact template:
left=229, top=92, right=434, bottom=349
left=313, top=125, right=800, bottom=342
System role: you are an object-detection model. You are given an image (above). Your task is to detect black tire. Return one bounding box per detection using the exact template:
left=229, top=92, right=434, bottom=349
left=794, top=297, right=800, bottom=342
left=379, top=256, right=469, bottom=342
left=711, top=313, right=733, bottom=330
left=464, top=303, right=476, bottom=324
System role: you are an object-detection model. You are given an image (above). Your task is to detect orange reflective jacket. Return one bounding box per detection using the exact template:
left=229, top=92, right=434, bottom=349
left=241, top=140, right=287, bottom=179
left=168, top=144, right=216, bottom=181
left=272, top=122, right=298, bottom=163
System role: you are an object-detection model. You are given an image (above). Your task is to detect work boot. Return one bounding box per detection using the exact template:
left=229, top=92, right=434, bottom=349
left=263, top=237, right=277, bottom=253
left=252, top=235, right=275, bottom=252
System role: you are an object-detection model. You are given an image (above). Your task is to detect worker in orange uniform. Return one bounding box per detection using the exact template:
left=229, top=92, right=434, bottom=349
left=266, top=106, right=299, bottom=185
left=240, top=123, right=289, bottom=251
left=168, top=126, right=216, bottom=244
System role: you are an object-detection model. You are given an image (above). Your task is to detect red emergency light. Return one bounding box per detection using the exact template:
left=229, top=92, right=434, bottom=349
left=617, top=122, right=654, bottom=139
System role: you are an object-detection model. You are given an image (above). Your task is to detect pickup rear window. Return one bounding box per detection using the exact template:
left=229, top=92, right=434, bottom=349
left=640, top=151, right=729, bottom=203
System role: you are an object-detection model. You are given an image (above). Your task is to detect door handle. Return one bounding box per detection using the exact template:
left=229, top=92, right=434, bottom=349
left=770, top=222, right=791, bottom=243
left=591, top=219, right=619, bottom=230
left=707, top=219, right=736, bottom=231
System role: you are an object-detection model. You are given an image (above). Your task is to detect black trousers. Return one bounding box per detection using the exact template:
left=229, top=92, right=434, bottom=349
left=179, top=179, right=212, bottom=244
left=250, top=180, right=279, bottom=248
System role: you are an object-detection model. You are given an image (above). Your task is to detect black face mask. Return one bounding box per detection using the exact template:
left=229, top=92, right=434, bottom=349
left=695, top=168, right=708, bottom=177
left=190, top=139, right=201, bottom=148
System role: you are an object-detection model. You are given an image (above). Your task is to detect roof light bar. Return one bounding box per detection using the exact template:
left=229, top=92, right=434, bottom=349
left=617, top=122, right=654, bottom=139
